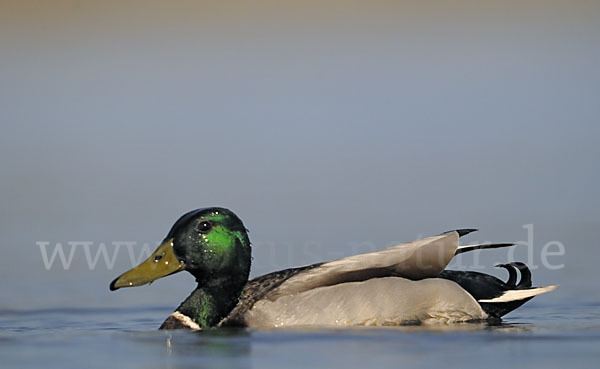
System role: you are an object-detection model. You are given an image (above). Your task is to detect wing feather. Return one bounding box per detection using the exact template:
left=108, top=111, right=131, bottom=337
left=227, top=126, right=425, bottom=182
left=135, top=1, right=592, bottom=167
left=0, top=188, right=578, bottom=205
left=264, top=232, right=459, bottom=300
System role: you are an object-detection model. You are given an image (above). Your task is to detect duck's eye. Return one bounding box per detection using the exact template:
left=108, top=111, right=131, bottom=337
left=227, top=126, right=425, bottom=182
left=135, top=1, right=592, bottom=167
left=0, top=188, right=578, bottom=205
left=196, top=221, right=213, bottom=233
left=154, top=254, right=163, bottom=262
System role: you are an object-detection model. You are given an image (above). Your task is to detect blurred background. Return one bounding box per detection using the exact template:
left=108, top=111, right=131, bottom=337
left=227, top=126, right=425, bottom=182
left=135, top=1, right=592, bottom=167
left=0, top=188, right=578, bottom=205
left=1, top=0, right=598, bottom=311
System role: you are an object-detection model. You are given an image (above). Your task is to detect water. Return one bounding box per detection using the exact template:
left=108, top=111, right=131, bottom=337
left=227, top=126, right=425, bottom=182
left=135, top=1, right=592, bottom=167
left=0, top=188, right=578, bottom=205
left=2, top=301, right=599, bottom=369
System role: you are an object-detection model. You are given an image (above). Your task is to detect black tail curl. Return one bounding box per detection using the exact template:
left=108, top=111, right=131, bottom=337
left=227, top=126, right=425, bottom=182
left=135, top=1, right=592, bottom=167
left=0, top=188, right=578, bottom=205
left=495, top=262, right=531, bottom=288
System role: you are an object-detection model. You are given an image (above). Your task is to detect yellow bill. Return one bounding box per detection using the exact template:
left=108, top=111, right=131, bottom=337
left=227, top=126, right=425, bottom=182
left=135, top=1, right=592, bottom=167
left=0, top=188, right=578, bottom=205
left=110, top=238, right=185, bottom=291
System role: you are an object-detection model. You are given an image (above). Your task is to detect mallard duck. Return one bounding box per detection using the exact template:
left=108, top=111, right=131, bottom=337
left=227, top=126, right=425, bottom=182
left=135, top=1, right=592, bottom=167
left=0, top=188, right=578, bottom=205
left=110, top=207, right=556, bottom=330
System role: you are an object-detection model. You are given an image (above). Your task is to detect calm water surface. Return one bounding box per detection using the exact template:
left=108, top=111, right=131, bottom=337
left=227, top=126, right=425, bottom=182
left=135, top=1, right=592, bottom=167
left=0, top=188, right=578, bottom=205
left=1, top=301, right=598, bottom=369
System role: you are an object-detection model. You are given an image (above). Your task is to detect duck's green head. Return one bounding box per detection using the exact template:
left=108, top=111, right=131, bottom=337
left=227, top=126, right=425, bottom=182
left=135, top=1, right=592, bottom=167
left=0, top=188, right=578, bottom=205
left=110, top=207, right=251, bottom=291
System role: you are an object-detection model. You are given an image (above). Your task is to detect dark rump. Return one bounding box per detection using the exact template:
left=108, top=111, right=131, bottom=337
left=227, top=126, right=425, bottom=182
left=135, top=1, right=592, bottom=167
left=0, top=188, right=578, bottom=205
left=439, top=262, right=535, bottom=318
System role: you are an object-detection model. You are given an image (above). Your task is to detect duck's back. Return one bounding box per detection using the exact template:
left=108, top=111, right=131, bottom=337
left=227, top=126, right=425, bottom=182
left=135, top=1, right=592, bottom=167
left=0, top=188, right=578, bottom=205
left=219, top=232, right=461, bottom=327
